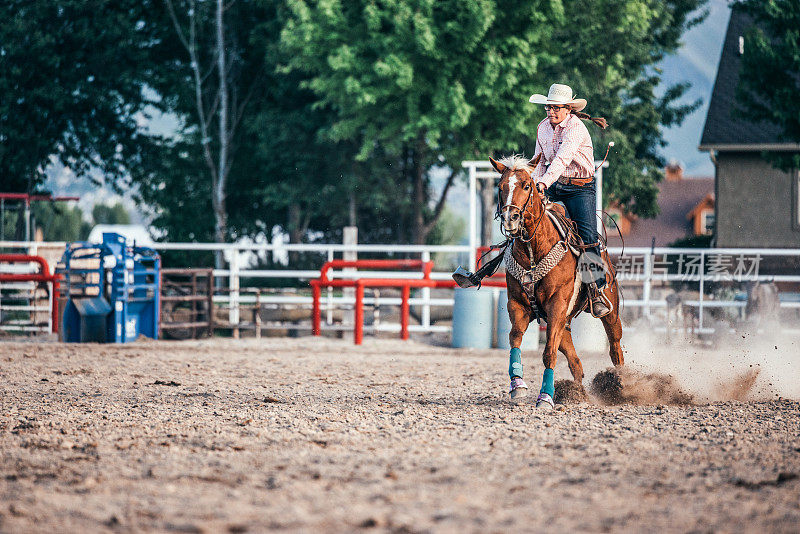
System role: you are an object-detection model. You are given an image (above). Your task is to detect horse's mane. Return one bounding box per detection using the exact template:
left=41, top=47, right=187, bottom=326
left=497, top=154, right=534, bottom=172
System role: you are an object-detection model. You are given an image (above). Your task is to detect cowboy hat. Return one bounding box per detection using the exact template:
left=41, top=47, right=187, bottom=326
left=529, top=83, right=587, bottom=112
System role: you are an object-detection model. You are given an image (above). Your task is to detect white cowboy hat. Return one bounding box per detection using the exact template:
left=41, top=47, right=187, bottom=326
left=529, top=83, right=587, bottom=112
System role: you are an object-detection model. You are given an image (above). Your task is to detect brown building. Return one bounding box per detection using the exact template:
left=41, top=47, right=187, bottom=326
left=605, top=163, right=714, bottom=248
left=698, top=9, right=800, bottom=248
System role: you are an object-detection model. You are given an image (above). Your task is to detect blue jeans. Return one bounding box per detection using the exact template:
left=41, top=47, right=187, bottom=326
left=545, top=180, right=605, bottom=288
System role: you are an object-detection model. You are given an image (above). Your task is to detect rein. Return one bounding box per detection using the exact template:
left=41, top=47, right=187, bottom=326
left=497, top=171, right=572, bottom=290
left=497, top=173, right=547, bottom=244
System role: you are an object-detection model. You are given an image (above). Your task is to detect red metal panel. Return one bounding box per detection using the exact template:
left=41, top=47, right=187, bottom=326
left=0, top=254, right=61, bottom=333
left=310, top=257, right=507, bottom=345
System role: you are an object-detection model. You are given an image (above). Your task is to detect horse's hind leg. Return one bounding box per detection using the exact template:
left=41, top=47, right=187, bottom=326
left=558, top=327, right=584, bottom=383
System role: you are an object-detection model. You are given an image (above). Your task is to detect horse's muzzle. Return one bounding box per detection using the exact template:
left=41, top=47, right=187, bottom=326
left=502, top=209, right=522, bottom=234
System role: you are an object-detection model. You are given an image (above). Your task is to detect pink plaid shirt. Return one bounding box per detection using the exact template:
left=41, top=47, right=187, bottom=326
left=530, top=114, right=595, bottom=188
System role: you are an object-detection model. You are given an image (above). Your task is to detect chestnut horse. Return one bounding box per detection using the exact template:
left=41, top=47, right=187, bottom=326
left=489, top=155, right=623, bottom=408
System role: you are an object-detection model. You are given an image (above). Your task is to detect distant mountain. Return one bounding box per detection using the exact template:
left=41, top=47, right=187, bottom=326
left=43, top=158, right=144, bottom=225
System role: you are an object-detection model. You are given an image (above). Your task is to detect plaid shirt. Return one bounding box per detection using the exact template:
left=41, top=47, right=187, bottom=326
left=530, top=114, right=595, bottom=187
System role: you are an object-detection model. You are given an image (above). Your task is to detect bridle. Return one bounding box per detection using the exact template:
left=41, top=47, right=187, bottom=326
left=497, top=169, right=547, bottom=243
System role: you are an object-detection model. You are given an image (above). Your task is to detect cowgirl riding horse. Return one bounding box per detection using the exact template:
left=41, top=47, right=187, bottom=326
left=456, top=83, right=621, bottom=408
left=522, top=83, right=618, bottom=407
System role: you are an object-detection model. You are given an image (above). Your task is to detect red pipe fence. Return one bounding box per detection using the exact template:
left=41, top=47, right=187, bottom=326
left=310, top=258, right=506, bottom=344
left=0, top=254, right=61, bottom=333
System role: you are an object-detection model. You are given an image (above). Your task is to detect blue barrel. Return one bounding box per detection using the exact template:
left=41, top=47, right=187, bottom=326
left=496, top=290, right=540, bottom=350
left=452, top=288, right=493, bottom=348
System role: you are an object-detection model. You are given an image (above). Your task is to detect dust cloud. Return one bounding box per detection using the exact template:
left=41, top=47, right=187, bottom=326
left=615, top=326, right=800, bottom=402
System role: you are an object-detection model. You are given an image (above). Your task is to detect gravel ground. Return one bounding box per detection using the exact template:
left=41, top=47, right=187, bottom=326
left=1, top=337, right=798, bottom=533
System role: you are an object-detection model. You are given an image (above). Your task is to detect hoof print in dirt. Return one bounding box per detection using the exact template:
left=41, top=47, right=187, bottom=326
left=553, top=380, right=588, bottom=404
left=153, top=380, right=181, bottom=387
left=591, top=367, right=694, bottom=406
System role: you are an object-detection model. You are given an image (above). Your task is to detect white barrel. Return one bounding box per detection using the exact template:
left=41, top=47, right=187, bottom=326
left=496, top=289, right=540, bottom=350
left=451, top=288, right=493, bottom=348
left=569, top=313, right=608, bottom=353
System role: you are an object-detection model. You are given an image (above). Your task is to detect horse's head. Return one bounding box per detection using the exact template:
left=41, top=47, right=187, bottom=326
left=489, top=155, right=542, bottom=236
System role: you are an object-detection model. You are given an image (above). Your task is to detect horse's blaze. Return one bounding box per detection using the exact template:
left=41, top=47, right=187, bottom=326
left=500, top=171, right=529, bottom=235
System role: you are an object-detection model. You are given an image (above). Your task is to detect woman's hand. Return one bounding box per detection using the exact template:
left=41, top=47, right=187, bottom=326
left=536, top=182, right=547, bottom=196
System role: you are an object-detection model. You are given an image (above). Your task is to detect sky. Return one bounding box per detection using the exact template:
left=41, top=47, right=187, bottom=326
left=658, top=0, right=731, bottom=177
left=43, top=0, right=732, bottom=226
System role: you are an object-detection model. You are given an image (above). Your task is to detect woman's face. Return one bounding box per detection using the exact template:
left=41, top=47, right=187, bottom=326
left=545, top=104, right=570, bottom=125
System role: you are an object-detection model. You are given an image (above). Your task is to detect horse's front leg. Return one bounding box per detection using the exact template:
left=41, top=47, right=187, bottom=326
left=507, top=294, right=532, bottom=399
left=536, top=300, right=569, bottom=409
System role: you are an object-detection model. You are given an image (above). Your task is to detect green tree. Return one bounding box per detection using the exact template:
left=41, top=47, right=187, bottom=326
left=31, top=203, right=91, bottom=242
left=92, top=202, right=131, bottom=225
left=281, top=0, right=706, bottom=246
left=734, top=0, right=800, bottom=170
left=281, top=0, right=557, bottom=244
left=0, top=1, right=171, bottom=194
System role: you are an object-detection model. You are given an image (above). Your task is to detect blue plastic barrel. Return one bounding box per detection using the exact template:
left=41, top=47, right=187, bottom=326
left=496, top=289, right=540, bottom=350
left=452, top=288, right=493, bottom=348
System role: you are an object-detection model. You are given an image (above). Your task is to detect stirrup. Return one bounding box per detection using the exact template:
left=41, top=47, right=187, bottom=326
left=535, top=392, right=554, bottom=410
left=452, top=266, right=479, bottom=288
left=589, top=286, right=613, bottom=318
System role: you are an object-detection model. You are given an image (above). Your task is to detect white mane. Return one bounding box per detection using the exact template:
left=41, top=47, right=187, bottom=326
left=498, top=154, right=533, bottom=172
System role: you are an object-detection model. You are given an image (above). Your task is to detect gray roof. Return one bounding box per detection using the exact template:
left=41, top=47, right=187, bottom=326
left=606, top=177, right=714, bottom=248
left=699, top=9, right=799, bottom=151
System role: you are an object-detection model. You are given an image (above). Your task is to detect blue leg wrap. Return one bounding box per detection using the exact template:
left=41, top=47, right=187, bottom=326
left=508, top=347, right=523, bottom=379
left=540, top=368, right=555, bottom=398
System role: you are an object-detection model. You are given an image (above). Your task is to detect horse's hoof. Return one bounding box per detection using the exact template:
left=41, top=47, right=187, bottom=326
left=535, top=392, right=555, bottom=410
left=510, top=387, right=528, bottom=399
left=509, top=377, right=528, bottom=399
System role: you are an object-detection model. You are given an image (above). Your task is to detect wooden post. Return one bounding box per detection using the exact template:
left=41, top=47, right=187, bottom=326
left=207, top=269, right=215, bottom=338
left=191, top=271, right=197, bottom=338
left=254, top=290, right=262, bottom=339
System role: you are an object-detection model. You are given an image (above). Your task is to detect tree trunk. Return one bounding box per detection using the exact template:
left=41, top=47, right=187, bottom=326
left=213, top=0, right=229, bottom=270
left=287, top=204, right=305, bottom=244
left=412, top=140, right=426, bottom=244
left=286, top=204, right=308, bottom=264
left=348, top=189, right=357, bottom=227
left=212, top=198, right=227, bottom=269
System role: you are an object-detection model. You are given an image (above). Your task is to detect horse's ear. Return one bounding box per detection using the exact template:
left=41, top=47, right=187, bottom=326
left=489, top=157, right=506, bottom=174
left=528, top=153, right=542, bottom=168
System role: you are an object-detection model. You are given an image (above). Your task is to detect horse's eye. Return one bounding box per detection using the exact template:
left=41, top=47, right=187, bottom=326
left=523, top=183, right=530, bottom=190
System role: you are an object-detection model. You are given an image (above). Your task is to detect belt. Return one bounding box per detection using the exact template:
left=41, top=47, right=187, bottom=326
left=557, top=175, right=594, bottom=186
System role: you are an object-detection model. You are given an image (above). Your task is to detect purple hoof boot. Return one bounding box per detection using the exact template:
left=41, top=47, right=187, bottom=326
left=536, top=392, right=554, bottom=410
left=509, top=377, right=529, bottom=399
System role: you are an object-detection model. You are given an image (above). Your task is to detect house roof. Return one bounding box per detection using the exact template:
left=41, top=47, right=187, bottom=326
left=699, top=9, right=800, bottom=152
left=606, top=177, right=714, bottom=248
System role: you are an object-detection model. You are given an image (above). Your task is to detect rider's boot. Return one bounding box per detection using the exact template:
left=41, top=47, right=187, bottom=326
left=588, top=281, right=612, bottom=318
left=452, top=252, right=505, bottom=289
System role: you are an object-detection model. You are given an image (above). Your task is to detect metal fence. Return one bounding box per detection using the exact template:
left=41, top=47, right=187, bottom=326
left=2, top=240, right=799, bottom=336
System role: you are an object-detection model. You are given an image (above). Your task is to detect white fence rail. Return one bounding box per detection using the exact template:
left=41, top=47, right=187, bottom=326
left=2, top=240, right=800, bottom=336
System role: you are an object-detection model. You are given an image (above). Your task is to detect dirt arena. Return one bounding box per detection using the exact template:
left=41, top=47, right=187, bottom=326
left=1, top=336, right=799, bottom=533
